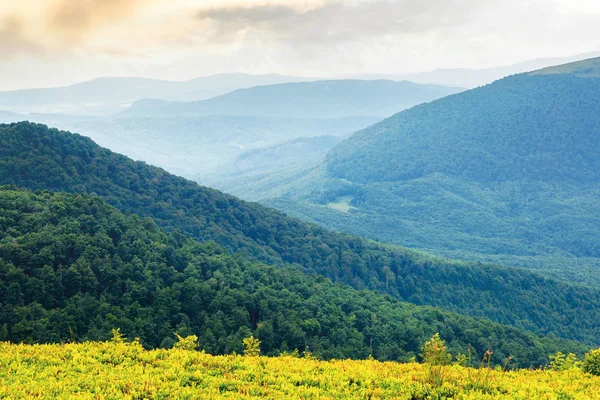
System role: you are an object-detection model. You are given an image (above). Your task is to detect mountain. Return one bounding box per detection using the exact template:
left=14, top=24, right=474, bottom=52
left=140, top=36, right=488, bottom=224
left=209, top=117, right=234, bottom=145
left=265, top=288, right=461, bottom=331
left=2, top=122, right=600, bottom=347
left=123, top=80, right=464, bottom=119
left=358, top=51, right=600, bottom=88
left=220, top=57, right=600, bottom=286
left=2, top=79, right=460, bottom=178
left=0, top=74, right=315, bottom=116
left=0, top=187, right=587, bottom=366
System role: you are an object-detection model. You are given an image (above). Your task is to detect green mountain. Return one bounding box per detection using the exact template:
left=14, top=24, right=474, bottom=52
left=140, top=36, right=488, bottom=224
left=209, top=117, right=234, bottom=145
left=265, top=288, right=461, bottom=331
left=2, top=122, right=600, bottom=346
left=327, top=64, right=600, bottom=183
left=0, top=187, right=586, bottom=366
left=217, top=58, right=600, bottom=286
left=123, top=80, right=463, bottom=119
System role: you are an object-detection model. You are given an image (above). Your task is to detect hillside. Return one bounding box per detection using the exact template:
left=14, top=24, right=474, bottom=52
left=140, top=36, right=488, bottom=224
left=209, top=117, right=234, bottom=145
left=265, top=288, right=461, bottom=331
left=0, top=74, right=313, bottom=116
left=123, top=80, right=463, bottom=119
left=1, top=187, right=588, bottom=365
left=327, top=64, right=600, bottom=183
left=2, top=342, right=599, bottom=399
left=219, top=58, right=600, bottom=285
left=2, top=122, right=600, bottom=346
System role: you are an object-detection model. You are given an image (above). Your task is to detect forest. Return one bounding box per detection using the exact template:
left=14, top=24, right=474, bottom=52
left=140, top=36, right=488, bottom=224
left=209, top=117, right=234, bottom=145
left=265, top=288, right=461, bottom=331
left=0, top=187, right=590, bottom=367
left=1, top=122, right=600, bottom=347
left=216, top=67, right=600, bottom=285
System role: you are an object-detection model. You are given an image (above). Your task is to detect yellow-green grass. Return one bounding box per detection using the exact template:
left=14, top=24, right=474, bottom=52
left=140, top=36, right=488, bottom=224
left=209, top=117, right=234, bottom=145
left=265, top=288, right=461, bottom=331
left=1, top=342, right=599, bottom=399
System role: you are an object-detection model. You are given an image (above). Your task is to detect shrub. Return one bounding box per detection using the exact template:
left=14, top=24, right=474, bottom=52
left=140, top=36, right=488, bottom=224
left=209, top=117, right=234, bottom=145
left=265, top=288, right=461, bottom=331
left=174, top=334, right=199, bottom=351
left=243, top=336, right=261, bottom=357
left=583, top=348, right=600, bottom=376
left=421, top=333, right=451, bottom=386
left=549, top=352, right=581, bottom=371
left=111, top=328, right=126, bottom=344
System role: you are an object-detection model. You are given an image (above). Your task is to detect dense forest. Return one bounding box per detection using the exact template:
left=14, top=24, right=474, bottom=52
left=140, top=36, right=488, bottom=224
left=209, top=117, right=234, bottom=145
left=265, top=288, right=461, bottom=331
left=1, top=122, right=600, bottom=347
left=327, top=73, right=600, bottom=184
left=0, top=187, right=588, bottom=367
left=320, top=71, right=600, bottom=262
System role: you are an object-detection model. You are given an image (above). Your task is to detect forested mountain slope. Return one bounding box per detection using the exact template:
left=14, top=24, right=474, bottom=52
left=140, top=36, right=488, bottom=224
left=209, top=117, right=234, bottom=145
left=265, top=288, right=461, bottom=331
left=327, top=71, right=600, bottom=184
left=218, top=58, right=600, bottom=284
left=2, top=122, right=600, bottom=345
left=0, top=187, right=588, bottom=366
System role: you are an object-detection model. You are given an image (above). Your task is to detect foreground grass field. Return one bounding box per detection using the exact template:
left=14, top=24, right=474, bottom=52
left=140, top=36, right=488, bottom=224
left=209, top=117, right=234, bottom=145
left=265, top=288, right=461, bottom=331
left=1, top=341, right=599, bottom=399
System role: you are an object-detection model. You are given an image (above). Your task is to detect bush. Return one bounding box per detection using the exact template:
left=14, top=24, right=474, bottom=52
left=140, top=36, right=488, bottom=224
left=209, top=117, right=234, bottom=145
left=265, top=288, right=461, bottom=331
left=583, top=348, right=600, bottom=376
left=174, top=334, right=199, bottom=351
left=243, top=336, right=261, bottom=357
left=421, top=333, right=451, bottom=386
left=549, top=352, right=581, bottom=371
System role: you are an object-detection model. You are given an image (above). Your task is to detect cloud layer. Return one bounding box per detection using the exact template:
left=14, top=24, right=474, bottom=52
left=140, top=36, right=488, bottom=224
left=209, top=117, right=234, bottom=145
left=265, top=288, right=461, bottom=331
left=48, top=0, right=142, bottom=40
left=0, top=0, right=599, bottom=89
left=195, top=0, right=477, bottom=45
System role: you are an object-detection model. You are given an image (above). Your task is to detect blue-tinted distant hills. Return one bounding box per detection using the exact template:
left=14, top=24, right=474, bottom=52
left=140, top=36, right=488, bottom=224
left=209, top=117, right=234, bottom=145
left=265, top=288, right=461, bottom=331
left=123, top=80, right=464, bottom=119
left=0, top=73, right=316, bottom=115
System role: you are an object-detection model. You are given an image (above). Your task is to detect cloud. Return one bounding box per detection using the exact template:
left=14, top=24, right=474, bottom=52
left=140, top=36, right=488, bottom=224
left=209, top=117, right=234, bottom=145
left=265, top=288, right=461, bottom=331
left=0, top=0, right=149, bottom=59
left=194, top=0, right=481, bottom=46
left=0, top=16, right=46, bottom=59
left=48, top=0, right=142, bottom=41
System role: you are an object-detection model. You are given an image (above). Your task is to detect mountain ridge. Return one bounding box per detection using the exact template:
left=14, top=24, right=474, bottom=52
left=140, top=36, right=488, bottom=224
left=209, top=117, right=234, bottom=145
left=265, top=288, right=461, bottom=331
left=122, top=80, right=464, bottom=119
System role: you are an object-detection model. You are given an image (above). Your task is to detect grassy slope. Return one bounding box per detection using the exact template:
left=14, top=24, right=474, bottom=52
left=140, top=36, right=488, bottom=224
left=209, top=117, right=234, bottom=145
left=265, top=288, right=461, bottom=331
left=1, top=341, right=598, bottom=399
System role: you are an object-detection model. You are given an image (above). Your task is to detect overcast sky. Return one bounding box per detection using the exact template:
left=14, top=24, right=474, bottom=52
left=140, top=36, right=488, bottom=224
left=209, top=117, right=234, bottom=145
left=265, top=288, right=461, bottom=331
left=1, top=0, right=599, bottom=90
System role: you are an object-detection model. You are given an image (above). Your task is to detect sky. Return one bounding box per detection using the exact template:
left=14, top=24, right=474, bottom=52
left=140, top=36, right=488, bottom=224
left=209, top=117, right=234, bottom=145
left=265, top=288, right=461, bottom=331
left=1, top=0, right=600, bottom=90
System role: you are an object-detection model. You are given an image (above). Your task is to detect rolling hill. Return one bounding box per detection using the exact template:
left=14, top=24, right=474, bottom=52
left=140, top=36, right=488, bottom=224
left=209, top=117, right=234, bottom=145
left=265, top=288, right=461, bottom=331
left=123, top=80, right=463, bottom=119
left=0, top=186, right=586, bottom=366
left=2, top=122, right=600, bottom=346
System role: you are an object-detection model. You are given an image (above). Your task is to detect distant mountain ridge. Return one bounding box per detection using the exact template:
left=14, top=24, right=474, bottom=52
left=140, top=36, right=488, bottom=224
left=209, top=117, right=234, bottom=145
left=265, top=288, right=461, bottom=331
left=356, top=51, right=600, bottom=88
left=1, top=78, right=462, bottom=178
left=123, top=80, right=464, bottom=119
left=0, top=73, right=317, bottom=115
left=327, top=71, right=600, bottom=184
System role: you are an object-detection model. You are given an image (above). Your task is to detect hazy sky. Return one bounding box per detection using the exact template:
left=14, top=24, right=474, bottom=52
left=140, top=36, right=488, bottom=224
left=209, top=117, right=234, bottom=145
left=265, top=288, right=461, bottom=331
left=1, top=0, right=600, bottom=90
